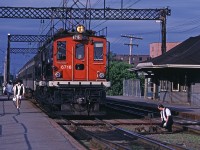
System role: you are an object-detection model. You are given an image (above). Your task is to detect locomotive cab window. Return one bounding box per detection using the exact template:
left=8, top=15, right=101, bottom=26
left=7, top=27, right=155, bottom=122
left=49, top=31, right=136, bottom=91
left=94, top=42, right=103, bottom=61
left=57, top=41, right=66, bottom=60
left=76, top=43, right=84, bottom=59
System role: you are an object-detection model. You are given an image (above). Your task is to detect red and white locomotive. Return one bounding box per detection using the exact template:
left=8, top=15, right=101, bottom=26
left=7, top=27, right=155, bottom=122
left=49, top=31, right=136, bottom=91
left=17, top=25, right=110, bottom=115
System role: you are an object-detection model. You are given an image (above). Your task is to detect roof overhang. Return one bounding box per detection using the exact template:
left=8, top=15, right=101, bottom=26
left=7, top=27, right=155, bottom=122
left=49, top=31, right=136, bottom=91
left=136, top=62, right=200, bottom=70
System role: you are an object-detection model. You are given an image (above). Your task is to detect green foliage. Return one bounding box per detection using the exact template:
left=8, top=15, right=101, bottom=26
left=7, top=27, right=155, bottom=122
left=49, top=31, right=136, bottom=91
left=107, top=61, right=136, bottom=95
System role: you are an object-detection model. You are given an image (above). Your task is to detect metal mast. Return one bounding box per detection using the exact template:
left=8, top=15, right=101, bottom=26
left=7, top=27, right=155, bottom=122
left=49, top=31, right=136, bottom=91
left=0, top=6, right=171, bottom=82
left=0, top=6, right=171, bottom=52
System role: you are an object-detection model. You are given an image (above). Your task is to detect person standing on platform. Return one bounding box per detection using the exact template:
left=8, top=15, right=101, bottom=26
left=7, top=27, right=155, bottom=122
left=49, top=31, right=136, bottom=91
left=6, top=80, right=13, bottom=100
left=158, top=104, right=174, bottom=132
left=13, top=80, right=25, bottom=109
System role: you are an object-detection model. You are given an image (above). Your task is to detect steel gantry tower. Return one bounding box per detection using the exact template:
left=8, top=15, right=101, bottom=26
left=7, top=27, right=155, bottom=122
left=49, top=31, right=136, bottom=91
left=0, top=7, right=171, bottom=54
left=0, top=6, right=171, bottom=82
left=5, top=34, right=50, bottom=83
left=0, top=7, right=170, bottom=20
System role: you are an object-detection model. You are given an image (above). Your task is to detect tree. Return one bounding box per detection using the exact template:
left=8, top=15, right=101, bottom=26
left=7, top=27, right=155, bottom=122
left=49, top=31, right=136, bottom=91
left=107, top=61, right=136, bottom=95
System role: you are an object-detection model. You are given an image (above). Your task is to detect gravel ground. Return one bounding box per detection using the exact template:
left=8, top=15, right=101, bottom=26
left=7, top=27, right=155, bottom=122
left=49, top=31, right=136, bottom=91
left=118, top=125, right=200, bottom=150
left=146, top=133, right=200, bottom=150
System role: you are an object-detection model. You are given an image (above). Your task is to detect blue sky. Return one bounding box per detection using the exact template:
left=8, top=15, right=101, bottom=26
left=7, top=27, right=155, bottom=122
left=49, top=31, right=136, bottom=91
left=0, top=0, right=200, bottom=75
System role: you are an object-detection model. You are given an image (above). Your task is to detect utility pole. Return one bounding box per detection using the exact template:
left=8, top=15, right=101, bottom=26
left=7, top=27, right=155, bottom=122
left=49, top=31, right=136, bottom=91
left=121, top=35, right=142, bottom=64
left=4, top=54, right=7, bottom=84
left=62, top=0, right=67, bottom=30
left=6, top=33, right=11, bottom=83
left=161, top=14, right=167, bottom=54
left=121, top=0, right=123, bottom=9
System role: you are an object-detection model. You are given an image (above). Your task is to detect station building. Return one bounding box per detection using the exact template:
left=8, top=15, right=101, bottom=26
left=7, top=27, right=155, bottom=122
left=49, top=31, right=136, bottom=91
left=135, top=35, right=200, bottom=107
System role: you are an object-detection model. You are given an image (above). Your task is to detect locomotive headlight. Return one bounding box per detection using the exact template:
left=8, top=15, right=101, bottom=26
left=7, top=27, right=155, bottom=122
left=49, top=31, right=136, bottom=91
left=76, top=25, right=85, bottom=33
left=99, top=72, right=105, bottom=79
left=55, top=71, right=62, bottom=78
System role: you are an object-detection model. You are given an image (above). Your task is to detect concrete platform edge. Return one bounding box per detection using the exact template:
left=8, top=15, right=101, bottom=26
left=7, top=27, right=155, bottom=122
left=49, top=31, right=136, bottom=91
left=48, top=118, right=87, bottom=150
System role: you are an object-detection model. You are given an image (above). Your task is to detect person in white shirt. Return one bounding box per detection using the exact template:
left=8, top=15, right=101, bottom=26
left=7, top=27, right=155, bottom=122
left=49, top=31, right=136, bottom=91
left=6, top=81, right=13, bottom=100
left=158, top=104, right=174, bottom=132
left=13, top=80, right=25, bottom=109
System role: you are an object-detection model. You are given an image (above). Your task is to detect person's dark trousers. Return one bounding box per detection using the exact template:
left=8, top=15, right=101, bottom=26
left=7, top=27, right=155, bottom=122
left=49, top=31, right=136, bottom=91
left=166, top=116, right=173, bottom=132
left=165, top=123, right=172, bottom=132
left=7, top=92, right=12, bottom=100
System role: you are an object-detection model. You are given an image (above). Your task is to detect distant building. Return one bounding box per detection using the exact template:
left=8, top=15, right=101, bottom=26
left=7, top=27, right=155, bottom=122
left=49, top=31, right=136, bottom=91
left=150, top=42, right=181, bottom=58
left=112, top=54, right=150, bottom=67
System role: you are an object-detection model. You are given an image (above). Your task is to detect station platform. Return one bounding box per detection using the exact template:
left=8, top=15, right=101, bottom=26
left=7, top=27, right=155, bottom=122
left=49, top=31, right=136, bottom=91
left=0, top=95, right=86, bottom=150
left=107, top=96, right=200, bottom=121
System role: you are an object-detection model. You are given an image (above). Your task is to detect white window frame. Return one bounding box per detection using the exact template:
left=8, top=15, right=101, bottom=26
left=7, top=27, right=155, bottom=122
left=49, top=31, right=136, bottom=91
left=172, top=82, right=179, bottom=92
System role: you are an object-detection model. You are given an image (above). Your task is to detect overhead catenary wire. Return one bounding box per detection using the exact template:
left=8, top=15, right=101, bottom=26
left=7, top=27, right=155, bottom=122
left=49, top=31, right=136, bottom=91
left=5, top=0, right=200, bottom=74
left=167, top=20, right=200, bottom=33
left=126, top=0, right=142, bottom=8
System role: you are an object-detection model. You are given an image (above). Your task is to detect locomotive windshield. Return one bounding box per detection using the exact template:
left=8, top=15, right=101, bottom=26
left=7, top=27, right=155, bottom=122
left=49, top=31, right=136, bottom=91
left=57, top=41, right=66, bottom=60
left=75, top=43, right=84, bottom=60
left=94, top=42, right=103, bottom=61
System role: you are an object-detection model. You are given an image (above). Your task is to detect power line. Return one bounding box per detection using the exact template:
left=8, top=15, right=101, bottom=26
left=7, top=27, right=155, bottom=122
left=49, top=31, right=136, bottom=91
left=127, top=0, right=142, bottom=8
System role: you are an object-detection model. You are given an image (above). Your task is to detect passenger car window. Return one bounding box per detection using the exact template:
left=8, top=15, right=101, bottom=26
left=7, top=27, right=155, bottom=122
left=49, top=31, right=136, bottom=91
left=57, top=41, right=66, bottom=60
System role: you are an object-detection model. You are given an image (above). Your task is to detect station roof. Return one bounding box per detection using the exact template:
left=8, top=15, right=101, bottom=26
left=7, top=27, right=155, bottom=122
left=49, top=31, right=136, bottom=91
left=136, top=35, right=200, bottom=70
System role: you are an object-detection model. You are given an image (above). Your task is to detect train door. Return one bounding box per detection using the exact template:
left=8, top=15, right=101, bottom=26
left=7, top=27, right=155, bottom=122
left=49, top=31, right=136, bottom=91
left=73, top=43, right=88, bottom=80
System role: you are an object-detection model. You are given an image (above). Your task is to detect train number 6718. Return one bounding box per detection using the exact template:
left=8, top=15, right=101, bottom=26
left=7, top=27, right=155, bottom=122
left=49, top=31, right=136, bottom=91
left=61, top=65, right=72, bottom=69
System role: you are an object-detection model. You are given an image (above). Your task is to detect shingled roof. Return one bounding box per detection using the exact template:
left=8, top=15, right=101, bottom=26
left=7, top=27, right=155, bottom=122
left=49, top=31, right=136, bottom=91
left=151, top=35, right=200, bottom=65
left=136, top=35, right=200, bottom=70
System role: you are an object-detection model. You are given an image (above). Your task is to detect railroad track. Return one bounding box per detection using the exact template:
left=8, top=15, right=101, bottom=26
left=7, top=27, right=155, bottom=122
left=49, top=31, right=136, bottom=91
left=30, top=98, right=200, bottom=149
left=105, top=99, right=159, bottom=118
left=56, top=119, right=191, bottom=150
left=105, top=99, right=200, bottom=133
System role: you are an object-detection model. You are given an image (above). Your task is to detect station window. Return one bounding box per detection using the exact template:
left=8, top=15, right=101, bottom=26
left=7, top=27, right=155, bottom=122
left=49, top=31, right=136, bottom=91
left=57, top=41, right=66, bottom=60
left=172, top=82, right=179, bottom=92
left=181, top=85, right=187, bottom=92
left=160, top=80, right=168, bottom=91
left=94, top=42, right=103, bottom=61
left=76, top=43, right=84, bottom=59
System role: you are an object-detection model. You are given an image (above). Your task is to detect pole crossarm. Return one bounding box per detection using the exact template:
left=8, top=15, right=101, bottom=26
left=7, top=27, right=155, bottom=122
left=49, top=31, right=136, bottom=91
left=10, top=35, right=50, bottom=42
left=0, top=7, right=171, bottom=20
left=10, top=48, right=38, bottom=54
left=124, top=43, right=138, bottom=47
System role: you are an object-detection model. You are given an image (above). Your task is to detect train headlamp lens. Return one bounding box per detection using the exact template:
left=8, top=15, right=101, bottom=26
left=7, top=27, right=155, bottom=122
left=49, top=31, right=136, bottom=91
left=76, top=25, right=85, bottom=33
left=55, top=72, right=61, bottom=78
